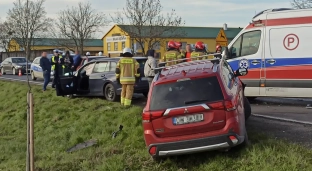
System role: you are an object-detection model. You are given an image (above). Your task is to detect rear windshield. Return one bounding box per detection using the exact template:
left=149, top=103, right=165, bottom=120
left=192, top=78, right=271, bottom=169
left=149, top=76, right=224, bottom=111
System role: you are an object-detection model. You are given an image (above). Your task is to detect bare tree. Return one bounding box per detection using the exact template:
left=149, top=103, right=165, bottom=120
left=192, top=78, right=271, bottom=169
left=111, top=0, right=186, bottom=56
left=291, top=0, right=312, bottom=8
left=0, top=21, right=17, bottom=52
left=6, top=0, right=50, bottom=59
left=55, top=2, right=108, bottom=54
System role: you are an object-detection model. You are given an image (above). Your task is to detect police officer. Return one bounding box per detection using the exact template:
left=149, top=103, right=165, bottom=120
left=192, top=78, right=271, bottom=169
left=191, top=41, right=208, bottom=61
left=51, top=49, right=65, bottom=88
left=160, top=41, right=182, bottom=66
left=115, top=47, right=140, bottom=107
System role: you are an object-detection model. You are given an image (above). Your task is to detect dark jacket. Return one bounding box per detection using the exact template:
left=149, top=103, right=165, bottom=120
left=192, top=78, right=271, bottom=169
left=40, top=57, right=51, bottom=72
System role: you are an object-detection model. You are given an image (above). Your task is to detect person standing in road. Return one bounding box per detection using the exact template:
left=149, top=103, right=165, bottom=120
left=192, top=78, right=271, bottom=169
left=72, top=50, right=82, bottom=71
left=185, top=44, right=193, bottom=62
left=144, top=49, right=157, bottom=88
left=51, top=49, right=65, bottom=88
left=39, top=52, right=51, bottom=91
left=115, top=47, right=140, bottom=107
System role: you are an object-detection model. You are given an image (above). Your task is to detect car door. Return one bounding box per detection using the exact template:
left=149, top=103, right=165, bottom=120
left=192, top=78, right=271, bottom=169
left=31, top=57, right=42, bottom=78
left=4, top=58, right=11, bottom=72
left=57, top=63, right=94, bottom=96
left=88, top=61, right=110, bottom=95
left=227, top=29, right=263, bottom=97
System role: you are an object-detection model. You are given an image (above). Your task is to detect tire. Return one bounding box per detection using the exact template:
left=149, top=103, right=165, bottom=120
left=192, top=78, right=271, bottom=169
left=142, top=92, right=148, bottom=98
left=244, top=96, right=251, bottom=120
left=104, top=83, right=118, bottom=102
left=31, top=71, right=37, bottom=80
left=12, top=68, right=17, bottom=75
left=247, top=97, right=257, bottom=101
left=1, top=68, right=5, bottom=75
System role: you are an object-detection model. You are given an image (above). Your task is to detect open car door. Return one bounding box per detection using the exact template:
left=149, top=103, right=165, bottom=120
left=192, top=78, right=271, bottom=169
left=56, top=67, right=90, bottom=96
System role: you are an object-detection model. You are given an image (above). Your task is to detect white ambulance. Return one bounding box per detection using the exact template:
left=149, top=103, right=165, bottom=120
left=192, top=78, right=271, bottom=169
left=226, top=8, right=312, bottom=98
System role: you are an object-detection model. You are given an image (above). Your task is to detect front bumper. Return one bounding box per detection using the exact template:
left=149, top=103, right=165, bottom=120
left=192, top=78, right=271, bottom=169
left=149, top=132, right=244, bottom=157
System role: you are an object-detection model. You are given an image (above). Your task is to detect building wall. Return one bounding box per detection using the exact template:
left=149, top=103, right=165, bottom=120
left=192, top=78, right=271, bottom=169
left=102, top=25, right=233, bottom=57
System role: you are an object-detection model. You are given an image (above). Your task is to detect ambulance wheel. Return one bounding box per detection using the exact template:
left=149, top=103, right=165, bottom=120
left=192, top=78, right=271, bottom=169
left=31, top=71, right=37, bottom=80
left=244, top=96, right=251, bottom=121
left=104, top=83, right=118, bottom=102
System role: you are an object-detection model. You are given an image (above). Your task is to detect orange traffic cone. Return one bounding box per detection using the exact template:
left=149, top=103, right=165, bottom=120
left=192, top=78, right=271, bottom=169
left=18, top=69, right=22, bottom=76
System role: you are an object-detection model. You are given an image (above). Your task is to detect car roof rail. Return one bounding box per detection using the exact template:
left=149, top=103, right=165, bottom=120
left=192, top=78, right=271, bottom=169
left=153, top=52, right=223, bottom=74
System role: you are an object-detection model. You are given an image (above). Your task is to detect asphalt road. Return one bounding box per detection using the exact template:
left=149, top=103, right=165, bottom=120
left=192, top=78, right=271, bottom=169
left=1, top=74, right=312, bottom=148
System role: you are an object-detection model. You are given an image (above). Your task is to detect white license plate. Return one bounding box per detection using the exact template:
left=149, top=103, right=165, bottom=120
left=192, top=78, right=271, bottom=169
left=173, top=114, right=204, bottom=125
left=141, top=77, right=147, bottom=80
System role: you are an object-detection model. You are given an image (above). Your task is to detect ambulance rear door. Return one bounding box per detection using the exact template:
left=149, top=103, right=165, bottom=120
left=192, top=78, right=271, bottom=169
left=227, top=25, right=265, bottom=97
left=265, top=11, right=312, bottom=97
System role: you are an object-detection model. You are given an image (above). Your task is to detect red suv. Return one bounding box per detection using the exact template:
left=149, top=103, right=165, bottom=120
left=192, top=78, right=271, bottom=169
left=142, top=54, right=251, bottom=159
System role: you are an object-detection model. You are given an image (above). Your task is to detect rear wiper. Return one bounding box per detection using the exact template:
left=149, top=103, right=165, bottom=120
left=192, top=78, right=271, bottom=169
left=184, top=99, right=210, bottom=104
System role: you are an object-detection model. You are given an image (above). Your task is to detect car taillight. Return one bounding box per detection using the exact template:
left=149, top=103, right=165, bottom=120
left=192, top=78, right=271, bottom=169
left=208, top=100, right=236, bottom=111
left=142, top=110, right=163, bottom=122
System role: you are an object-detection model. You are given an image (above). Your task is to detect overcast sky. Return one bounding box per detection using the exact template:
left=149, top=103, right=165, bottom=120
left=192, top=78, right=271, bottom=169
left=0, top=0, right=292, bottom=38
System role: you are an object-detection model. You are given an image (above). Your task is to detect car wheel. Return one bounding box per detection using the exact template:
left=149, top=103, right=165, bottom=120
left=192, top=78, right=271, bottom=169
left=244, top=96, right=251, bottom=120
left=247, top=97, right=257, bottom=101
left=31, top=71, right=37, bottom=80
left=12, top=68, right=17, bottom=75
left=104, top=83, right=118, bottom=102
left=142, top=92, right=148, bottom=98
left=1, top=68, right=5, bottom=75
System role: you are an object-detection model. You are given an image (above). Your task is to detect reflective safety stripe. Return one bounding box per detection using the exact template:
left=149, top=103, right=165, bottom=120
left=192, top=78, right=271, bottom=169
left=121, top=97, right=125, bottom=104
left=51, top=56, right=65, bottom=70
left=120, top=59, right=134, bottom=64
left=134, top=73, right=140, bottom=77
left=124, top=98, right=132, bottom=106
left=120, top=77, right=135, bottom=82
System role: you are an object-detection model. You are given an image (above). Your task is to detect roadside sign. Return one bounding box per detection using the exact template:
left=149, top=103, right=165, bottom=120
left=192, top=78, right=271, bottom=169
left=216, top=28, right=228, bottom=47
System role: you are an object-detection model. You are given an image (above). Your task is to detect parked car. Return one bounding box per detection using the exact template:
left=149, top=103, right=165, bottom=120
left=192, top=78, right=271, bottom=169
left=142, top=50, right=251, bottom=159
left=0, top=57, right=31, bottom=75
left=30, top=56, right=54, bottom=81
left=54, top=57, right=149, bottom=101
left=76, top=56, right=108, bottom=70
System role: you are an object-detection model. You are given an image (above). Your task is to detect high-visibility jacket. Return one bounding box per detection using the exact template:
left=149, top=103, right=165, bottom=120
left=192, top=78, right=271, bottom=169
left=116, top=57, right=140, bottom=84
left=161, top=50, right=182, bottom=66
left=191, top=51, right=205, bottom=61
left=51, top=55, right=65, bottom=70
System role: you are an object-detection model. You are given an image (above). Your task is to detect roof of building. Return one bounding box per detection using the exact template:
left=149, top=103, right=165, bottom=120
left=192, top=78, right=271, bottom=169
left=13, top=38, right=103, bottom=47
left=102, top=24, right=243, bottom=39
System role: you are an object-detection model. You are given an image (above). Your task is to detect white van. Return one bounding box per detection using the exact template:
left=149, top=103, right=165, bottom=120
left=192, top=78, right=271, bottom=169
left=226, top=8, right=312, bottom=98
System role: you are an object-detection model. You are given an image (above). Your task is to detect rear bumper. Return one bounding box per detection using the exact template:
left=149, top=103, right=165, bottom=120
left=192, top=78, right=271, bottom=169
left=149, top=132, right=244, bottom=157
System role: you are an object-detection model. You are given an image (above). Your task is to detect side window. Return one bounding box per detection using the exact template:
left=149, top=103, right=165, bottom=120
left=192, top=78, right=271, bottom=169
left=222, top=61, right=235, bottom=89
left=93, top=62, right=109, bottom=73
left=109, top=62, right=117, bottom=71
left=33, top=58, right=40, bottom=64
left=83, top=59, right=89, bottom=66
left=230, top=30, right=261, bottom=58
left=80, top=63, right=95, bottom=76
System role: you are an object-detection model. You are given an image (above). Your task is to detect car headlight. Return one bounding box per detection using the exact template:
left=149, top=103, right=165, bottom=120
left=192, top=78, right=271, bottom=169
left=15, top=65, right=22, bottom=68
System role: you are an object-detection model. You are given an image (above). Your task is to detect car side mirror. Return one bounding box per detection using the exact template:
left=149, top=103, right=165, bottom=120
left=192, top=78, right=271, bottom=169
left=8, top=62, right=11, bottom=64
left=234, top=68, right=248, bottom=77
left=223, top=47, right=232, bottom=59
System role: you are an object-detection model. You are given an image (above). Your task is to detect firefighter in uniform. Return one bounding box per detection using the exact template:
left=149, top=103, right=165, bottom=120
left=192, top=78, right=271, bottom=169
left=191, top=41, right=208, bottom=61
left=214, top=45, right=222, bottom=59
left=160, top=41, right=182, bottom=66
left=51, top=49, right=65, bottom=88
left=115, top=47, right=140, bottom=107
left=176, top=41, right=186, bottom=61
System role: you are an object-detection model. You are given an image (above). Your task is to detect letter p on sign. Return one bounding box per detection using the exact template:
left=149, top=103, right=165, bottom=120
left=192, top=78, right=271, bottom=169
left=283, top=34, right=299, bottom=51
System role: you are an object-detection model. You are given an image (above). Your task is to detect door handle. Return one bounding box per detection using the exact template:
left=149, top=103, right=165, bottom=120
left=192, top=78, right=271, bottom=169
left=266, top=59, right=276, bottom=64
left=251, top=60, right=260, bottom=65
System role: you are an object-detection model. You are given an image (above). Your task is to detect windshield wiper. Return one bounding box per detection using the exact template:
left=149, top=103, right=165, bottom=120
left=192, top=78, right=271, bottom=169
left=184, top=99, right=210, bottom=104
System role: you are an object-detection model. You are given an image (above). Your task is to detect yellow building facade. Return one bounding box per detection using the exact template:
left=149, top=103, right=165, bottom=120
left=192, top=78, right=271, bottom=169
left=102, top=24, right=242, bottom=57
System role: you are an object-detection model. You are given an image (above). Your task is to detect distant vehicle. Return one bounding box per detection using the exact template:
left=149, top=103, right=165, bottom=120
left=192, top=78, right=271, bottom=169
left=142, top=50, right=251, bottom=159
left=55, top=57, right=149, bottom=101
left=30, top=56, right=54, bottom=81
left=225, top=8, right=312, bottom=99
left=0, top=57, right=31, bottom=75
left=76, top=56, right=108, bottom=70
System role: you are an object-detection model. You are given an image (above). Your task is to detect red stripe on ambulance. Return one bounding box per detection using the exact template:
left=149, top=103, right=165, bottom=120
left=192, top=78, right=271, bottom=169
left=246, top=16, right=312, bottom=29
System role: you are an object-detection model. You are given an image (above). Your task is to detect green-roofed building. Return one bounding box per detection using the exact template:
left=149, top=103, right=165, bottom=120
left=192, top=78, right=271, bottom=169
left=8, top=38, right=103, bottom=55
left=101, top=24, right=242, bottom=57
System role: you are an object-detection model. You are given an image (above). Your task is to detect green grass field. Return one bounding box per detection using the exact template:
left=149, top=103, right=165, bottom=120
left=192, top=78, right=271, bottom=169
left=0, top=80, right=311, bottom=171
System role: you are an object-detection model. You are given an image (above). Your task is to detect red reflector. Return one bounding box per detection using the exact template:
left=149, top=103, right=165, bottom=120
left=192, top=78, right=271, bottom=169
left=208, top=101, right=224, bottom=110
left=229, top=135, right=238, bottom=144
left=142, top=111, right=163, bottom=122
left=224, top=100, right=236, bottom=111
left=149, top=146, right=157, bottom=155
left=208, top=100, right=236, bottom=111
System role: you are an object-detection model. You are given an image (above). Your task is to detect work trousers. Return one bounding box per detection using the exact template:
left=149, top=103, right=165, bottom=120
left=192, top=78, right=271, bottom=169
left=43, top=71, right=50, bottom=91
left=121, top=84, right=134, bottom=106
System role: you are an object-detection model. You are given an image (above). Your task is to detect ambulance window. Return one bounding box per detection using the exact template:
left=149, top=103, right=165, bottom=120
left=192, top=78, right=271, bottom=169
left=230, top=30, right=261, bottom=58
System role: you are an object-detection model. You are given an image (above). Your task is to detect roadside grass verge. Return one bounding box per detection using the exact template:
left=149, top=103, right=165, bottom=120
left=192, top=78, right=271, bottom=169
left=0, top=80, right=311, bottom=171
